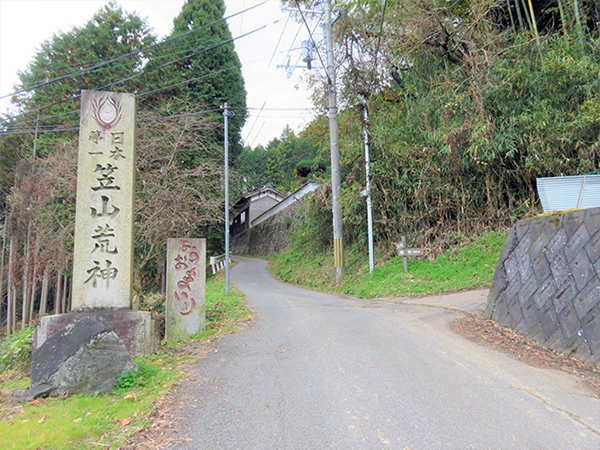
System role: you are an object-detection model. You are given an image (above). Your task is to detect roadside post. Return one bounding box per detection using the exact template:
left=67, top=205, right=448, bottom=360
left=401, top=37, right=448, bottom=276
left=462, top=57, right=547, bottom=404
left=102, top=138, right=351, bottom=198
left=395, top=236, right=425, bottom=272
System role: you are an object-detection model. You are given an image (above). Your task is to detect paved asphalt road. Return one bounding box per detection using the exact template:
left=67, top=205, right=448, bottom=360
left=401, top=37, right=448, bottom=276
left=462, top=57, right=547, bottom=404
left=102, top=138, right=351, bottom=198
left=168, top=257, right=600, bottom=450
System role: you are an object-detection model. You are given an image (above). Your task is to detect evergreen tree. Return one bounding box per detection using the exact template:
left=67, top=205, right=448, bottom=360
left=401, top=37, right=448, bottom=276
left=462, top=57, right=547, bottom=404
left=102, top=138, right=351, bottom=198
left=147, top=0, right=247, bottom=159
left=235, top=144, right=269, bottom=192
left=5, top=2, right=156, bottom=156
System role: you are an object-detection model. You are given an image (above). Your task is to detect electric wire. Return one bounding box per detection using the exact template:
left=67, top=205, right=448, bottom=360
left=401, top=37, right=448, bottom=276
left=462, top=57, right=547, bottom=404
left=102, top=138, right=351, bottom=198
left=0, top=107, right=315, bottom=136
left=4, top=59, right=254, bottom=130
left=294, top=0, right=327, bottom=82
left=371, top=0, right=388, bottom=91
left=138, top=64, right=243, bottom=98
left=0, top=1, right=268, bottom=101
left=248, top=122, right=265, bottom=148
left=268, top=11, right=291, bottom=67
left=286, top=22, right=304, bottom=59
left=2, top=21, right=275, bottom=127
left=98, top=25, right=267, bottom=91
left=2, top=60, right=265, bottom=133
left=243, top=100, right=266, bottom=144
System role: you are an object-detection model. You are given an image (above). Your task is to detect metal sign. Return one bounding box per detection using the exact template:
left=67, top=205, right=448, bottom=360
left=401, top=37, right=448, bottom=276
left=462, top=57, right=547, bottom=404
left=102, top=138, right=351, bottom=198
left=396, top=248, right=425, bottom=256
left=395, top=236, right=426, bottom=272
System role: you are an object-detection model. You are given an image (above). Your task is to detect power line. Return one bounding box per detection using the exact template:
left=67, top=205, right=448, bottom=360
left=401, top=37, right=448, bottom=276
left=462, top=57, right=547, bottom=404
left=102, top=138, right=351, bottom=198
left=138, top=65, right=243, bottom=98
left=243, top=100, right=266, bottom=144
left=0, top=105, right=315, bottom=137
left=249, top=122, right=265, bottom=148
left=98, top=24, right=268, bottom=92
left=2, top=21, right=275, bottom=126
left=371, top=0, right=388, bottom=91
left=268, top=11, right=291, bottom=67
left=0, top=1, right=268, bottom=101
left=0, top=107, right=226, bottom=136
left=3, top=56, right=271, bottom=131
left=294, top=0, right=327, bottom=82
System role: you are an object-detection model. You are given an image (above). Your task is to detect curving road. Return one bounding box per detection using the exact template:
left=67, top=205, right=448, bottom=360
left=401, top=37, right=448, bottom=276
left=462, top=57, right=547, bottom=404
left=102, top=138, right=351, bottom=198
left=167, top=256, right=600, bottom=449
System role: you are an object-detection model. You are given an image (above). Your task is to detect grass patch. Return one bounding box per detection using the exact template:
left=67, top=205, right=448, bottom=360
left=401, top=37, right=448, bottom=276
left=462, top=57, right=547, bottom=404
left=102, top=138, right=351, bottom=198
left=0, top=269, right=252, bottom=449
left=270, top=230, right=506, bottom=298
left=202, top=270, right=252, bottom=338
left=0, top=357, right=178, bottom=450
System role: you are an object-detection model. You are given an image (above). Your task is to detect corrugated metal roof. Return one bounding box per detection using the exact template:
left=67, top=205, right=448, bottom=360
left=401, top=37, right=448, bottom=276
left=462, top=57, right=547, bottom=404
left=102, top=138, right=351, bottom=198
left=536, top=175, right=600, bottom=212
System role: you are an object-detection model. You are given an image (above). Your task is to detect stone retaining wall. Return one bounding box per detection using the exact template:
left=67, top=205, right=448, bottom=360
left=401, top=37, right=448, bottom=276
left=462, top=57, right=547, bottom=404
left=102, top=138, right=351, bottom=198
left=232, top=199, right=304, bottom=256
left=484, top=207, right=600, bottom=366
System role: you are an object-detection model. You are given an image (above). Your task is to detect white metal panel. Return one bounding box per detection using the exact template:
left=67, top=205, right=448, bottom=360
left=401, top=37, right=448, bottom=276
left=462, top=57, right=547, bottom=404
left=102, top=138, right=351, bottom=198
left=537, top=175, right=600, bottom=212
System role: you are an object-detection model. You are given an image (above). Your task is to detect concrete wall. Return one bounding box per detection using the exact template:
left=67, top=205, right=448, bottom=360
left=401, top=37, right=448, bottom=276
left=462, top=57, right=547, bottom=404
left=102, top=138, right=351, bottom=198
left=485, top=207, right=600, bottom=366
left=252, top=181, right=320, bottom=227
left=233, top=200, right=304, bottom=256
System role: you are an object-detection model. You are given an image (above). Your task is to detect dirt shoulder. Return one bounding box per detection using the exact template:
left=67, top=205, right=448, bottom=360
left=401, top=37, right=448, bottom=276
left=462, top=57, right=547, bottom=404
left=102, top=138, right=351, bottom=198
left=453, top=313, right=600, bottom=393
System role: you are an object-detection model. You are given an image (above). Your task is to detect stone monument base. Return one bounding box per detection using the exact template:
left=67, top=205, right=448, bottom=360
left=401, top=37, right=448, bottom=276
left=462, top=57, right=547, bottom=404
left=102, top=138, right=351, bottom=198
left=34, top=310, right=160, bottom=358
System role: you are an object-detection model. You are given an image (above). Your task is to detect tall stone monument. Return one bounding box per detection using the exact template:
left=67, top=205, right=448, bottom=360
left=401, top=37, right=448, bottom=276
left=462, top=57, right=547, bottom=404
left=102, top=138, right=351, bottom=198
left=32, top=91, right=158, bottom=390
left=25, top=90, right=159, bottom=398
left=166, top=238, right=206, bottom=340
left=72, top=90, right=136, bottom=310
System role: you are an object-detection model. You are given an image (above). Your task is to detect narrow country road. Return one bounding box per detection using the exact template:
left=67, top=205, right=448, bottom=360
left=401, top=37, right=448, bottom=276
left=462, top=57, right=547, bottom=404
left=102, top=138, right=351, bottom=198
left=167, top=257, right=600, bottom=449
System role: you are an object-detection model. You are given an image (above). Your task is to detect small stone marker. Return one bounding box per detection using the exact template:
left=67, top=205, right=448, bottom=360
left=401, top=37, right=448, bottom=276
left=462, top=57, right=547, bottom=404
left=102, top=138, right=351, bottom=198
left=72, top=90, right=137, bottom=310
left=166, top=238, right=206, bottom=340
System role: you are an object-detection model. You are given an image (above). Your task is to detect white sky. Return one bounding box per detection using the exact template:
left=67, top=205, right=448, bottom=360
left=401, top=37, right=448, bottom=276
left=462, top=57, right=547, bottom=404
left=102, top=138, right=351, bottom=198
left=0, top=0, right=318, bottom=147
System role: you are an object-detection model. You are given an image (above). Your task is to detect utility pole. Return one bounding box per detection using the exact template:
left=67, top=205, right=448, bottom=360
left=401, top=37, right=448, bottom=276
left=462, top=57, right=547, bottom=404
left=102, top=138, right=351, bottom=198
left=222, top=103, right=230, bottom=294
left=324, top=0, right=344, bottom=284
left=362, top=98, right=374, bottom=273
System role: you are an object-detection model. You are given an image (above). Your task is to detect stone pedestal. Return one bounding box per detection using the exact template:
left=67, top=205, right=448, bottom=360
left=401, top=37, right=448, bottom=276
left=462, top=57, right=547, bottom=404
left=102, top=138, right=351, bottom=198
left=34, top=310, right=159, bottom=358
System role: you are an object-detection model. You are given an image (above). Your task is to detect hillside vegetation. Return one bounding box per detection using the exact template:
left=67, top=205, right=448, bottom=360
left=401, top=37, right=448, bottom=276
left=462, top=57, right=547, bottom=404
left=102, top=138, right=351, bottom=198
left=242, top=0, right=599, bottom=263
left=0, top=0, right=599, bottom=330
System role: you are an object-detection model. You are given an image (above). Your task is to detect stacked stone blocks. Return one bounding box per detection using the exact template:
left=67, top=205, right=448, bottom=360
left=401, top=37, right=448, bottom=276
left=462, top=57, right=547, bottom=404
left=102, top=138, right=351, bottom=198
left=485, top=207, right=600, bottom=366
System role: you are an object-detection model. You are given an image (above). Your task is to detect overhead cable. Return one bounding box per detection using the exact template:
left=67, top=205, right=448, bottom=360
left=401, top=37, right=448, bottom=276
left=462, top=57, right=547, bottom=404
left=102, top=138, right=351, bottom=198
left=2, top=21, right=275, bottom=125
left=0, top=1, right=268, bottom=101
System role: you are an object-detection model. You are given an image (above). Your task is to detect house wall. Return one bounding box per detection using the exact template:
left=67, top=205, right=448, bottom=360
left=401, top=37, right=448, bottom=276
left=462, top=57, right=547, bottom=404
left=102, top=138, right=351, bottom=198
left=232, top=199, right=305, bottom=256
left=249, top=194, right=282, bottom=223
left=485, top=207, right=600, bottom=366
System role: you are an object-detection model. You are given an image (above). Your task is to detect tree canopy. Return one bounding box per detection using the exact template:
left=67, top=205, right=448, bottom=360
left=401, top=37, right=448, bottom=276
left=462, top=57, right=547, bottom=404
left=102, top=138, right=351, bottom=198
left=145, top=0, right=248, bottom=159
left=0, top=0, right=250, bottom=327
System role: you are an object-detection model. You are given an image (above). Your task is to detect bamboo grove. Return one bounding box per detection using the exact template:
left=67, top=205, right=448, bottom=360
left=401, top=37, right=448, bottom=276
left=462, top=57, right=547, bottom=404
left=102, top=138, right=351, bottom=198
left=0, top=0, right=247, bottom=334
left=273, top=0, right=600, bottom=255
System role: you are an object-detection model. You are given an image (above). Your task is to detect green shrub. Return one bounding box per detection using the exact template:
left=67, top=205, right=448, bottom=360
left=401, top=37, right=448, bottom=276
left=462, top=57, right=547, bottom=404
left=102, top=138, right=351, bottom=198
left=113, top=361, right=160, bottom=392
left=0, top=327, right=35, bottom=373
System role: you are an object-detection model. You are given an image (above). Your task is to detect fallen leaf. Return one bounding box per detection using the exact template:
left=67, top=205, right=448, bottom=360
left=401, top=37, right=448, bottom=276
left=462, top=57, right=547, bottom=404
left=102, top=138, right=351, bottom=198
left=29, top=399, right=40, bottom=405
left=120, top=417, right=133, bottom=427
left=124, top=392, right=137, bottom=401
left=38, top=415, right=47, bottom=424
left=73, top=418, right=82, bottom=423
left=22, top=419, right=28, bottom=423
left=86, top=412, right=93, bottom=417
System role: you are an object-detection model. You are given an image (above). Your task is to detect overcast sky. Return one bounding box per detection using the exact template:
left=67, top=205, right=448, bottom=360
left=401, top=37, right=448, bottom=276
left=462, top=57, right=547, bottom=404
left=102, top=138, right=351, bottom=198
left=0, top=0, right=318, bottom=147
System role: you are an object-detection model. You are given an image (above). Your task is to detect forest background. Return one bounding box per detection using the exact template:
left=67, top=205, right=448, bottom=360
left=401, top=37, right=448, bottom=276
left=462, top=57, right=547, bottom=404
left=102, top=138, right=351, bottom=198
left=0, top=0, right=599, bottom=334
